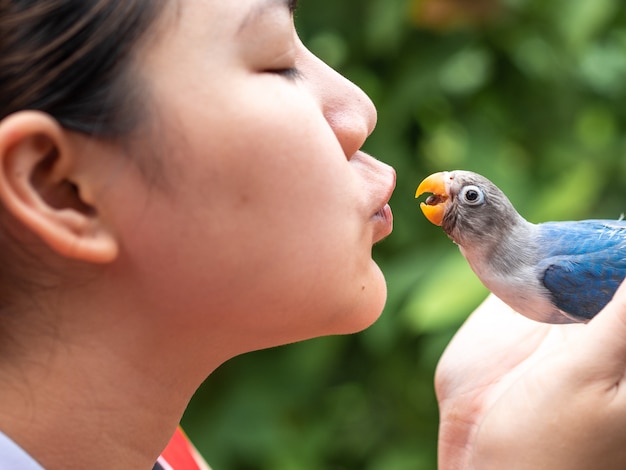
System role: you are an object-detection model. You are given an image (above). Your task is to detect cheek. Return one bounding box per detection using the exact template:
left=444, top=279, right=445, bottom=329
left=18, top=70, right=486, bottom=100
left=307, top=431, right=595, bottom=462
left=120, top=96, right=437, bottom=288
left=117, top=174, right=384, bottom=344
left=112, top=79, right=386, bottom=343
left=199, top=146, right=385, bottom=337
left=186, top=129, right=366, bottom=302
left=181, top=86, right=362, bottom=262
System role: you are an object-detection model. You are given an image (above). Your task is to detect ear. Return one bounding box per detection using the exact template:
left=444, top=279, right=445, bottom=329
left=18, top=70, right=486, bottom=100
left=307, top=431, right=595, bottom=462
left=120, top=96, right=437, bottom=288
left=0, top=111, right=118, bottom=263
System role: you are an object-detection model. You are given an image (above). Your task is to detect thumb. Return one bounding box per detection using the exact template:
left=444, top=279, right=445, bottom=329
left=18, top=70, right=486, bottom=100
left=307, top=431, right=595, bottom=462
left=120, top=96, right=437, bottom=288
left=579, top=278, right=626, bottom=377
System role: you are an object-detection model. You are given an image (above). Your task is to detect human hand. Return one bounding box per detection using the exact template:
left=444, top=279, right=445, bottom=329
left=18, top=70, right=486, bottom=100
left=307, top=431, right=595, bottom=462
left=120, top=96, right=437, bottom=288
left=436, top=281, right=626, bottom=469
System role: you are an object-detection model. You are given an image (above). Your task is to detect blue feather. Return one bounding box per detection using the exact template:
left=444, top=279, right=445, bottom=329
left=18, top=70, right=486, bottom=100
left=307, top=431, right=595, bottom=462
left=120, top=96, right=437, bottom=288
left=537, top=220, right=626, bottom=320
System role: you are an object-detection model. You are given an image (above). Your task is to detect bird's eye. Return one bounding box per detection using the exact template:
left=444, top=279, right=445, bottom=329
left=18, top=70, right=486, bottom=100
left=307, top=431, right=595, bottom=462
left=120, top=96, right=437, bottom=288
left=460, top=185, right=485, bottom=206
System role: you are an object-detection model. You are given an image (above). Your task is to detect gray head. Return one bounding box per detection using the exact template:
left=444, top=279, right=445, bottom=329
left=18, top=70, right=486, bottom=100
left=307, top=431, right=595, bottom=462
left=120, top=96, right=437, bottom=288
left=415, top=170, right=525, bottom=247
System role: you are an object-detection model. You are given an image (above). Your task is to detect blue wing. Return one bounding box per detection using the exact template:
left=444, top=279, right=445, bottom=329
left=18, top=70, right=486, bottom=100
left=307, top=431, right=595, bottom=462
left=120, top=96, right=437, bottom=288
left=536, top=220, right=626, bottom=321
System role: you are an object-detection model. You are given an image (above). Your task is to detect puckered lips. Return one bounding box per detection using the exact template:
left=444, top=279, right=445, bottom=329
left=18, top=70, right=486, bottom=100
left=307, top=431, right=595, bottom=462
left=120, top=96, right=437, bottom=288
left=415, top=172, right=449, bottom=226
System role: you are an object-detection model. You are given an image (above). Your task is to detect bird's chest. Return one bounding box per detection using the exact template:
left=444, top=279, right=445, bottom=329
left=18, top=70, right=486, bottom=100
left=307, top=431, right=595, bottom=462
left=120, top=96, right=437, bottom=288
left=459, top=244, right=561, bottom=322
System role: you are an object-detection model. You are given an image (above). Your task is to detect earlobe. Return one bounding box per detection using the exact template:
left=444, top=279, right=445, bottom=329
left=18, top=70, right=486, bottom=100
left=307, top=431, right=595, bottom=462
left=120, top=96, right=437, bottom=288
left=0, top=111, right=119, bottom=264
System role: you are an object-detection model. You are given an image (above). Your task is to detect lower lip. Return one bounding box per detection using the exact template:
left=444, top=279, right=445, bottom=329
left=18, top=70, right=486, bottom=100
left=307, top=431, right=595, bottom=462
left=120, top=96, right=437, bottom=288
left=372, top=204, right=393, bottom=243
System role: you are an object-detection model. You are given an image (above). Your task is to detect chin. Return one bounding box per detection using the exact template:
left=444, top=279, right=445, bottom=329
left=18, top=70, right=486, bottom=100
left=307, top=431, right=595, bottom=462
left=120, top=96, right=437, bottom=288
left=333, top=265, right=388, bottom=335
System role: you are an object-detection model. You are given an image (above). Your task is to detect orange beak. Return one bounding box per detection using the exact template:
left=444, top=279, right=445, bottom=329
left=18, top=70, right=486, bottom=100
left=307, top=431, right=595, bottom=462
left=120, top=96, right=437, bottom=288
left=415, top=172, right=448, bottom=226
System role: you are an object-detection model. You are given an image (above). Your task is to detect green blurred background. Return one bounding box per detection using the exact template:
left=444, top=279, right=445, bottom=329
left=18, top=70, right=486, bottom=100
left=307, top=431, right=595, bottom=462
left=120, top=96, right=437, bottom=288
left=182, top=0, right=626, bottom=468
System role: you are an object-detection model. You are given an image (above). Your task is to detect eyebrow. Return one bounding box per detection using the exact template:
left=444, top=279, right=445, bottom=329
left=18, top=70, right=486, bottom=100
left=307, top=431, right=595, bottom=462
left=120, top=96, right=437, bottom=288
left=239, top=0, right=298, bottom=33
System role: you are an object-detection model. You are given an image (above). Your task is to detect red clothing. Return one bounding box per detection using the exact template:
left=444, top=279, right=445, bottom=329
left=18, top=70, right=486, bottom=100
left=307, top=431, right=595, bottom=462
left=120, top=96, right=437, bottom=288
left=154, top=427, right=208, bottom=470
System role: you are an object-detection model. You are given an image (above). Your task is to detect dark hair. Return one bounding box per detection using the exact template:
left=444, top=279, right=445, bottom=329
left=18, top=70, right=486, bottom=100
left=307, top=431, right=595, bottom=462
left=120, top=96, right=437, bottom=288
left=0, top=1, right=169, bottom=316
left=0, top=0, right=167, bottom=137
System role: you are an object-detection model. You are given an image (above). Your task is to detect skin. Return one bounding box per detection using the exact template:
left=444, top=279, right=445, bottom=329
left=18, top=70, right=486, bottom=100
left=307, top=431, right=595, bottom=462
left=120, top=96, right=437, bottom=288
left=438, top=285, right=626, bottom=469
left=0, top=0, right=394, bottom=468
left=1, top=1, right=626, bottom=469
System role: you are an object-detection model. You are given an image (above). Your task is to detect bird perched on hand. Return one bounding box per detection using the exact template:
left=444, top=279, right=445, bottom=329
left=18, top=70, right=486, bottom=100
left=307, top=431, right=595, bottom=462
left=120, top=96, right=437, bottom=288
left=415, top=170, right=626, bottom=324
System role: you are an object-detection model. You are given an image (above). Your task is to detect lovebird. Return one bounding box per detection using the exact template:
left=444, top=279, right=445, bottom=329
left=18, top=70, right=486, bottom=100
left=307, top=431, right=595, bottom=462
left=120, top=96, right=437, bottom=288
left=415, top=170, right=626, bottom=324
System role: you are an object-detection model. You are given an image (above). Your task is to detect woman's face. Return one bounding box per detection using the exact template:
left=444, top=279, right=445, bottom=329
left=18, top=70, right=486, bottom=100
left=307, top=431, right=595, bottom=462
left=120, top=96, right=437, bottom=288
left=105, top=0, right=395, bottom=355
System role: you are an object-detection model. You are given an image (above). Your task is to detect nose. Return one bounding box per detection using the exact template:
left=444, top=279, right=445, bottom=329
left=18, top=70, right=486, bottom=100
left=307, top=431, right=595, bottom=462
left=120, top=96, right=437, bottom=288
left=298, top=44, right=377, bottom=159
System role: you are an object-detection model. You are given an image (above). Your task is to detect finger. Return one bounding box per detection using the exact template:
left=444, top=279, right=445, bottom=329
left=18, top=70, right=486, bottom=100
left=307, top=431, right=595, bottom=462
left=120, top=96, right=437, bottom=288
left=435, top=295, right=550, bottom=397
left=577, top=279, right=626, bottom=377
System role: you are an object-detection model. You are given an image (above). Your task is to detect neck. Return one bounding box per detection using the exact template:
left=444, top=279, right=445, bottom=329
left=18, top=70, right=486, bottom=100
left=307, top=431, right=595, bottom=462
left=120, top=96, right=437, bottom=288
left=460, top=216, right=538, bottom=277
left=0, top=297, right=225, bottom=469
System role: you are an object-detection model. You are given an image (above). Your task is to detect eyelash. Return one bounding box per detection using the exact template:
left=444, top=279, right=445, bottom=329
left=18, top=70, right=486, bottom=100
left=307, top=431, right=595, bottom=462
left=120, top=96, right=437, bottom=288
left=269, top=67, right=303, bottom=81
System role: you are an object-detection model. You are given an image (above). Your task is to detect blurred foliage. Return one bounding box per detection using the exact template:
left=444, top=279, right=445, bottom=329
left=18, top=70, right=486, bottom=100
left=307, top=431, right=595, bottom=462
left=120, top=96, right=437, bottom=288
left=182, top=0, right=626, bottom=468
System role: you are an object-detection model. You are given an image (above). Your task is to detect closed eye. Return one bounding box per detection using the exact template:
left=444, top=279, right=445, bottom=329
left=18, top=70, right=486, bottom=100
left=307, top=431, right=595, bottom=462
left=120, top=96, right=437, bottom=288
left=268, top=67, right=303, bottom=80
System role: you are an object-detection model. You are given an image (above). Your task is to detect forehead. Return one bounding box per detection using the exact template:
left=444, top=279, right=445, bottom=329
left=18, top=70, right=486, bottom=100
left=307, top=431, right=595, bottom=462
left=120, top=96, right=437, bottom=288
left=162, top=0, right=295, bottom=33
left=137, top=0, right=266, bottom=65
left=456, top=172, right=493, bottom=188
